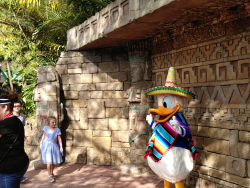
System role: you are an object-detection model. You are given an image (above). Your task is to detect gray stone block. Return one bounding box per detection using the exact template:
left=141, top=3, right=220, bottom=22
left=111, top=148, right=130, bottom=166
left=89, top=119, right=108, bottom=130
left=66, top=108, right=80, bottom=120
left=73, top=130, right=92, bottom=147
left=93, top=131, right=111, bottom=137
left=93, top=73, right=108, bottom=83
left=30, top=158, right=46, bottom=170
left=204, top=138, right=230, bottom=155
left=98, top=61, right=119, bottom=72
left=238, top=142, right=250, bottom=159
left=64, top=91, right=79, bottom=99
left=210, top=128, right=230, bottom=140
left=112, top=131, right=129, bottom=143
left=87, top=99, right=105, bottom=118
left=56, top=64, right=68, bottom=74
left=85, top=55, right=101, bottom=63
left=230, top=130, right=239, bottom=157
left=93, top=137, right=111, bottom=165
left=82, top=62, right=98, bottom=73
left=79, top=91, right=90, bottom=99
left=69, top=84, right=89, bottom=91
left=226, top=156, right=246, bottom=177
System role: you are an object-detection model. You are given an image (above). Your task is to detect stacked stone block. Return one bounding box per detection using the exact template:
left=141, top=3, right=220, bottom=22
left=152, top=29, right=250, bottom=187
left=54, top=3, right=250, bottom=187
left=56, top=48, right=132, bottom=167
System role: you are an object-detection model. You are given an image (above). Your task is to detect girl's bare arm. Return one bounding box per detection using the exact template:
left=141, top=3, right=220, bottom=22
left=58, top=135, right=63, bottom=152
left=40, top=131, right=45, bottom=143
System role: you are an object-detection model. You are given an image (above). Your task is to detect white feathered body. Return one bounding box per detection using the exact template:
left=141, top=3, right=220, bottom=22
left=147, top=146, right=193, bottom=183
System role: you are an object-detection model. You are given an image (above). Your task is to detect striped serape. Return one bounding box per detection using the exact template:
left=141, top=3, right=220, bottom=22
left=144, top=113, right=198, bottom=162
left=144, top=122, right=178, bottom=162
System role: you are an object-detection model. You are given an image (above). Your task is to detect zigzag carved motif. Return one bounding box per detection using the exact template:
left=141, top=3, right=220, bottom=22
left=152, top=35, right=250, bottom=70
left=190, top=84, right=250, bottom=104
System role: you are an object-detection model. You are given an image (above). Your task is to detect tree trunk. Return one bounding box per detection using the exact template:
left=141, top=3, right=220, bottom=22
left=6, top=61, right=13, bottom=91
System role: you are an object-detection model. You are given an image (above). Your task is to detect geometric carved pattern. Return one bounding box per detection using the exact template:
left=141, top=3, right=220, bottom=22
left=152, top=35, right=250, bottom=72
left=198, top=65, right=215, bottom=82
left=155, top=72, right=166, bottom=86
left=154, top=58, right=250, bottom=85
left=216, top=62, right=236, bottom=81
left=192, top=84, right=250, bottom=105
left=150, top=6, right=250, bottom=187
left=182, top=84, right=250, bottom=131
left=238, top=59, right=250, bottom=79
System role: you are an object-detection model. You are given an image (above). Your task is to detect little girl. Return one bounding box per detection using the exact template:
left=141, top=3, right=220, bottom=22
left=40, top=116, right=63, bottom=183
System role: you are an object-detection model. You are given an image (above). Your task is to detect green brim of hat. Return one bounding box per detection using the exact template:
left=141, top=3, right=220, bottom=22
left=145, top=86, right=197, bottom=100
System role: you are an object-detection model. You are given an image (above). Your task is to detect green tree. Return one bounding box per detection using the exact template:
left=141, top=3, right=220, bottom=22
left=0, top=0, right=115, bottom=116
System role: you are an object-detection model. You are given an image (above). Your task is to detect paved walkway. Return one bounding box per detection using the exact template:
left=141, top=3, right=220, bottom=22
left=20, top=163, right=175, bottom=188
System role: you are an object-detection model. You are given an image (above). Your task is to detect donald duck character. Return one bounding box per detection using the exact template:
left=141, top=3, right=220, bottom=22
left=144, top=67, right=198, bottom=188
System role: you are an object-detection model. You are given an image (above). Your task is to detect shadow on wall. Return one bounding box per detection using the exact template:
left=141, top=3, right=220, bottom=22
left=60, top=47, right=133, bottom=167
left=184, top=96, right=242, bottom=187
left=58, top=47, right=202, bottom=187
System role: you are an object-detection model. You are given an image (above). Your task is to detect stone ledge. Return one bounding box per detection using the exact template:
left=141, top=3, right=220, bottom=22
left=67, top=0, right=238, bottom=51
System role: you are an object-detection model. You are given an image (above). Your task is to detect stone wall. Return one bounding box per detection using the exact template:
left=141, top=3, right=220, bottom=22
left=54, top=3, right=250, bottom=187
left=25, top=66, right=62, bottom=165
left=56, top=48, right=132, bottom=167
left=151, top=31, right=250, bottom=188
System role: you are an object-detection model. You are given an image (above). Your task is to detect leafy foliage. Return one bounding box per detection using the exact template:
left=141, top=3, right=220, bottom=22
left=0, top=0, right=116, bottom=117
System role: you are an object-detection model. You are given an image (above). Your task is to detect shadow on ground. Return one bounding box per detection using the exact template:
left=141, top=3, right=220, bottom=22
left=20, top=163, right=176, bottom=188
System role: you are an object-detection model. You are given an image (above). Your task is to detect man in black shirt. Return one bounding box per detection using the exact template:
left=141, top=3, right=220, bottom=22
left=0, top=94, right=29, bottom=188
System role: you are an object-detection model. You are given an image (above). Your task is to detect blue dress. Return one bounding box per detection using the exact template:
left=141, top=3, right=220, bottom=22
left=41, top=126, right=62, bottom=164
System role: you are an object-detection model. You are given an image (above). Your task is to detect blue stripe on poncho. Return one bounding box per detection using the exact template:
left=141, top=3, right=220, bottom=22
left=144, top=112, right=198, bottom=162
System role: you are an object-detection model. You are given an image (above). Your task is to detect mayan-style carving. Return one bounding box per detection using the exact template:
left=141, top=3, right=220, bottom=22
left=238, top=59, right=250, bottom=79
left=128, top=106, right=149, bottom=147
left=190, top=49, right=206, bottom=64
left=156, top=58, right=250, bottom=85
left=210, top=43, right=228, bottom=60
left=34, top=66, right=63, bottom=137
left=167, top=53, right=178, bottom=67
left=221, top=38, right=241, bottom=56
left=181, top=84, right=250, bottom=128
left=31, top=66, right=63, bottom=169
left=234, top=36, right=250, bottom=55
left=125, top=46, right=153, bottom=174
left=200, top=44, right=217, bottom=61
left=198, top=65, right=216, bottom=82
left=152, top=55, right=165, bottom=69
left=185, top=107, right=198, bottom=125
left=182, top=67, right=197, bottom=84
left=175, top=52, right=186, bottom=66
left=216, top=62, right=236, bottom=81
left=127, top=81, right=152, bottom=103
left=182, top=49, right=196, bottom=64
left=155, top=72, right=166, bottom=86
left=192, top=84, right=250, bottom=105
left=130, top=63, right=144, bottom=83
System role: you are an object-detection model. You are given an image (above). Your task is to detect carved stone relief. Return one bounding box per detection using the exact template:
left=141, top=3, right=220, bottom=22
left=151, top=11, right=250, bottom=186
left=126, top=48, right=153, bottom=171
left=34, top=66, right=63, bottom=138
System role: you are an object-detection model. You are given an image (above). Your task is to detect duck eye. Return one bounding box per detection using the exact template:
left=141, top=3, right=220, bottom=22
left=163, top=96, right=171, bottom=108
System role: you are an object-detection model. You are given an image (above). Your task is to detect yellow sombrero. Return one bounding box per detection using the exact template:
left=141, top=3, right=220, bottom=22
left=145, top=67, right=196, bottom=100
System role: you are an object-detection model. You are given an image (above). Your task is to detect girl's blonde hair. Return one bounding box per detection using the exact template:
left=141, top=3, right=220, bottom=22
left=47, top=116, right=57, bottom=124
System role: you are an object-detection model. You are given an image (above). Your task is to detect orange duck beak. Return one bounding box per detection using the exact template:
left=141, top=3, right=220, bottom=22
left=149, top=103, right=180, bottom=123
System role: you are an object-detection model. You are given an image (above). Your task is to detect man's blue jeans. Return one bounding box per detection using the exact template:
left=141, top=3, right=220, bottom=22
left=0, top=163, right=29, bottom=188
